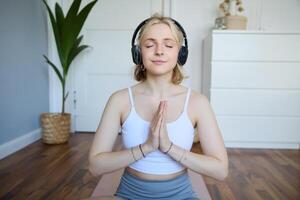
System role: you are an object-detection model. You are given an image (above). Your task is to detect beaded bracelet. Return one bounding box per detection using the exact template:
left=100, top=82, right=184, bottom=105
left=163, top=142, right=173, bottom=154
left=178, top=149, right=186, bottom=163
left=130, top=147, right=137, bottom=161
left=139, top=144, right=145, bottom=158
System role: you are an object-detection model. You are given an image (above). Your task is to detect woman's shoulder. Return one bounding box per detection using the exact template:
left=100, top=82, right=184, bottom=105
left=189, top=88, right=210, bottom=109
left=107, top=85, right=136, bottom=107
left=109, top=87, right=130, bottom=103
left=102, top=87, right=131, bottom=117
left=189, top=89, right=208, bottom=100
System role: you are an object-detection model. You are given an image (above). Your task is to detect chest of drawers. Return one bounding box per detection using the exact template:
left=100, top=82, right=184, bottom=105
left=202, top=30, right=300, bottom=149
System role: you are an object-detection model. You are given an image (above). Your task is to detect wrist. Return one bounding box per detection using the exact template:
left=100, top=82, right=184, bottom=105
left=161, top=142, right=173, bottom=154
left=142, top=143, right=155, bottom=154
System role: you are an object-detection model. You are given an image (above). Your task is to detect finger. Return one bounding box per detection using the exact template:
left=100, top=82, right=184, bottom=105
left=152, top=102, right=164, bottom=127
left=151, top=107, right=163, bottom=132
left=156, top=112, right=163, bottom=132
left=163, top=101, right=167, bottom=111
left=152, top=114, right=163, bottom=137
left=151, top=114, right=160, bottom=132
left=161, top=102, right=165, bottom=118
left=164, top=101, right=167, bottom=118
left=155, top=111, right=163, bottom=128
left=151, top=101, right=165, bottom=131
left=156, top=101, right=164, bottom=114
left=162, top=102, right=167, bottom=128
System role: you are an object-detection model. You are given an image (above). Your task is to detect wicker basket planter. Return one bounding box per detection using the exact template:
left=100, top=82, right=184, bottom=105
left=40, top=113, right=71, bottom=144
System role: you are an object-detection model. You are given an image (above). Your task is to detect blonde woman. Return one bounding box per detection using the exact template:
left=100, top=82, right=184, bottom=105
left=88, top=14, right=228, bottom=200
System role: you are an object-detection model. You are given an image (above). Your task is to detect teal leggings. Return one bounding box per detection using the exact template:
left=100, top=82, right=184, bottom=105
left=114, top=170, right=199, bottom=200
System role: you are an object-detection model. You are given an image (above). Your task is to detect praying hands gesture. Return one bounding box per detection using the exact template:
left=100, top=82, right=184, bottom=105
left=144, top=101, right=173, bottom=153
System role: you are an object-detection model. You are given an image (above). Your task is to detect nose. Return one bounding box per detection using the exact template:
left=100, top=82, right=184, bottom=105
left=155, top=44, right=164, bottom=56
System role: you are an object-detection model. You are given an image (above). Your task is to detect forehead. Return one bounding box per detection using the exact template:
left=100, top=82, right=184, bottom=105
left=141, top=23, right=176, bottom=41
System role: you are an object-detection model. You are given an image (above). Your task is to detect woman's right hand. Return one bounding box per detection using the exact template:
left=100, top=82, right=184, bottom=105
left=144, top=101, right=164, bottom=151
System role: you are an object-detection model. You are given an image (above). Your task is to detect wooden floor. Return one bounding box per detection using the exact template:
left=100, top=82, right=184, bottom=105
left=0, top=133, right=299, bottom=200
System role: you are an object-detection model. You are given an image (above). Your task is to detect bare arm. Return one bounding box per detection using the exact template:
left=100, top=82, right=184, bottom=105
left=88, top=91, right=158, bottom=177
left=166, top=93, right=228, bottom=180
left=88, top=91, right=148, bottom=176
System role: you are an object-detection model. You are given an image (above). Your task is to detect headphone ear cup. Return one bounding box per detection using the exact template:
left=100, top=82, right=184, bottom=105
left=177, top=46, right=188, bottom=66
left=131, top=45, right=142, bottom=65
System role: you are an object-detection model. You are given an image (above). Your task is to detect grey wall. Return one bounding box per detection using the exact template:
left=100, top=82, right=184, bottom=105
left=0, top=0, right=49, bottom=145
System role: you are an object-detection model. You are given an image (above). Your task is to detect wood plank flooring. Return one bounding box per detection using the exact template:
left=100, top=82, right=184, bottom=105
left=0, top=133, right=299, bottom=200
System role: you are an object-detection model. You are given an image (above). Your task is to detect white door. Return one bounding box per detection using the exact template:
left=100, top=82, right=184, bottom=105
left=69, top=0, right=164, bottom=132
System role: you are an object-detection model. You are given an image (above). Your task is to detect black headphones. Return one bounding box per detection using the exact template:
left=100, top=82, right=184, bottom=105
left=131, top=17, right=189, bottom=66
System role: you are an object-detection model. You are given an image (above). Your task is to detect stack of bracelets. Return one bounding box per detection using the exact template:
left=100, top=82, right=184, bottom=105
left=130, top=142, right=187, bottom=163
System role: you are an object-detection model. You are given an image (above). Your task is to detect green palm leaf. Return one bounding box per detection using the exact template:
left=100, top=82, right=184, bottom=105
left=42, top=0, right=63, bottom=63
left=43, top=55, right=63, bottom=85
left=66, top=35, right=88, bottom=73
left=65, top=0, right=81, bottom=20
left=42, top=0, right=97, bottom=113
left=61, top=0, right=97, bottom=69
left=55, top=3, right=64, bottom=33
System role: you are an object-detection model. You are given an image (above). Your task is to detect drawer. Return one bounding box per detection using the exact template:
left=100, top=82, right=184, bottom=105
left=210, top=89, right=300, bottom=116
left=211, top=62, right=300, bottom=89
left=216, top=116, right=300, bottom=142
left=212, top=32, right=300, bottom=61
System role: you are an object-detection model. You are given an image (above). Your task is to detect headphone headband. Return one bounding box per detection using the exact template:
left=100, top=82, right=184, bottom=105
left=131, top=17, right=189, bottom=66
left=131, top=18, right=188, bottom=48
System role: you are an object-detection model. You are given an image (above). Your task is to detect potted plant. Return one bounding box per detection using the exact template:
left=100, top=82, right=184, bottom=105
left=41, top=0, right=97, bottom=144
left=219, top=0, right=244, bottom=16
left=215, top=0, right=247, bottom=30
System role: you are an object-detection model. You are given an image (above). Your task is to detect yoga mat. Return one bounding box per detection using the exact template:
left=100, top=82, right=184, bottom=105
left=90, top=168, right=212, bottom=200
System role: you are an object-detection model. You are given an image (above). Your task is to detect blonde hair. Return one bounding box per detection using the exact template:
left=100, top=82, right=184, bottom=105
left=133, top=13, right=188, bottom=84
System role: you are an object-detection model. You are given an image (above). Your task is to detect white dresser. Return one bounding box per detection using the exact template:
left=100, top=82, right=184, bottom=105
left=202, top=30, right=300, bottom=149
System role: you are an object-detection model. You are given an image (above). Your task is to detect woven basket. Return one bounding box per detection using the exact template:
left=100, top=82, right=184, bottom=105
left=40, top=113, right=71, bottom=144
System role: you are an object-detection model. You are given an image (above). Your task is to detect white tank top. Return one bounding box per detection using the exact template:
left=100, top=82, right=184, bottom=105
left=121, top=87, right=195, bottom=175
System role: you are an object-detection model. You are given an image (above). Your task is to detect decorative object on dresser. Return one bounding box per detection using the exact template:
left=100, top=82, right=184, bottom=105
left=215, top=0, right=247, bottom=30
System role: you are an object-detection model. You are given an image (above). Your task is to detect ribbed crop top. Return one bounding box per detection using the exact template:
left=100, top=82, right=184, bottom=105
left=121, top=87, right=195, bottom=175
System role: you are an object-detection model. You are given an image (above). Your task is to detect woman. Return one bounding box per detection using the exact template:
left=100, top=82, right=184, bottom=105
left=88, top=14, right=228, bottom=200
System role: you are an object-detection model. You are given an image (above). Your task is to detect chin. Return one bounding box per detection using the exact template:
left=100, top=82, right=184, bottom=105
left=147, top=68, right=173, bottom=76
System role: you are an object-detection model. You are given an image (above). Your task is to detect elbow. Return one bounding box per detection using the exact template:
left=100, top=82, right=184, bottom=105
left=217, top=165, right=228, bottom=181
left=88, top=154, right=104, bottom=177
left=88, top=164, right=100, bottom=177
left=216, top=161, right=229, bottom=181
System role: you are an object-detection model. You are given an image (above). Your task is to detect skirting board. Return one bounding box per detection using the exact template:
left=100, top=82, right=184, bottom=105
left=225, top=141, right=300, bottom=149
left=0, top=129, right=42, bottom=160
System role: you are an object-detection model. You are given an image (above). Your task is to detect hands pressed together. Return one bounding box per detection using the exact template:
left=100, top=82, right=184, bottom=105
left=144, top=101, right=173, bottom=153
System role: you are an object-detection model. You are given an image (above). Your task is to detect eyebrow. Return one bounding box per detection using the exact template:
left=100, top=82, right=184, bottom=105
left=143, top=38, right=176, bottom=42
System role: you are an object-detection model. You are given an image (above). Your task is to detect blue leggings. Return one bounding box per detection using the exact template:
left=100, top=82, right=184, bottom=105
left=114, top=170, right=199, bottom=200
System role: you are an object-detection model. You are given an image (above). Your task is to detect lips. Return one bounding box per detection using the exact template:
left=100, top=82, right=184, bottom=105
left=152, top=60, right=167, bottom=65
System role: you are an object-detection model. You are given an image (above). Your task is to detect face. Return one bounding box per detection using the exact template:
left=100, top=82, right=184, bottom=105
left=140, top=23, right=180, bottom=76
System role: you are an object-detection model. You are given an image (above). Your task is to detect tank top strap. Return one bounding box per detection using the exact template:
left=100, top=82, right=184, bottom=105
left=183, top=88, right=191, bottom=112
left=128, top=87, right=135, bottom=110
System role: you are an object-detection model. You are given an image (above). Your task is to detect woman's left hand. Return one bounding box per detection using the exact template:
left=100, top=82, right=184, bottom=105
left=159, top=101, right=172, bottom=153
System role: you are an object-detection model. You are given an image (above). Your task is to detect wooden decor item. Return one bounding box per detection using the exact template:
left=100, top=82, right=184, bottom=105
left=225, top=15, right=247, bottom=29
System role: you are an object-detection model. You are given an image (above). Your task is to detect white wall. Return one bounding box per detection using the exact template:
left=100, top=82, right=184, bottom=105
left=47, top=0, right=300, bottom=130
left=171, top=0, right=300, bottom=92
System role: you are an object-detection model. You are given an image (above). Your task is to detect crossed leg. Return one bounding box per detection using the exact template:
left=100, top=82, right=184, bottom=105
left=83, top=196, right=123, bottom=200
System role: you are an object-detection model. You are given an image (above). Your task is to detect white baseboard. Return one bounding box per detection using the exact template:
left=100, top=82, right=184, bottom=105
left=0, top=129, right=42, bottom=160
left=225, top=141, right=300, bottom=149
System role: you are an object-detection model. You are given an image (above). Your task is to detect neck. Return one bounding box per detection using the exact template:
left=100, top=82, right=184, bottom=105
left=141, top=75, right=175, bottom=100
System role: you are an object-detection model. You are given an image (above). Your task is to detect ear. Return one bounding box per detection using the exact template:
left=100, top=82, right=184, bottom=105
left=177, top=46, right=188, bottom=65
left=131, top=45, right=142, bottom=65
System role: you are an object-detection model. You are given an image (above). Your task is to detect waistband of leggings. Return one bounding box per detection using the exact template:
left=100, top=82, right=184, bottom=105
left=124, top=168, right=189, bottom=183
